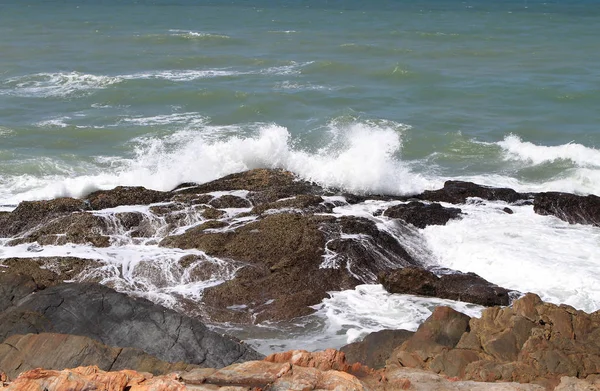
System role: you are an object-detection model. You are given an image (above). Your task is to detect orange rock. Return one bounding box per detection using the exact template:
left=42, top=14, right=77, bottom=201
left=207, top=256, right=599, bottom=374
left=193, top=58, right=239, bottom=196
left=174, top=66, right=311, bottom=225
left=3, top=366, right=185, bottom=391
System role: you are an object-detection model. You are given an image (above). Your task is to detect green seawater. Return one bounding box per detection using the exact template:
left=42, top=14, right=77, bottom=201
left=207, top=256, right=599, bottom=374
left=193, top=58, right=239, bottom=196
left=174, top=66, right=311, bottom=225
left=1, top=0, right=599, bottom=203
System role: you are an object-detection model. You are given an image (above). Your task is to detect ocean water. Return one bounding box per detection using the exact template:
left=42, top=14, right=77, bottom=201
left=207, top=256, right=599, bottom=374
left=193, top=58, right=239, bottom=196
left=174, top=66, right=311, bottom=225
left=1, top=0, right=599, bottom=353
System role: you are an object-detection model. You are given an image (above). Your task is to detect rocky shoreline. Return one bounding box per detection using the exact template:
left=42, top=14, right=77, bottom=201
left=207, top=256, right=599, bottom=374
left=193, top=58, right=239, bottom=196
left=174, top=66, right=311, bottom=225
left=1, top=168, right=599, bottom=389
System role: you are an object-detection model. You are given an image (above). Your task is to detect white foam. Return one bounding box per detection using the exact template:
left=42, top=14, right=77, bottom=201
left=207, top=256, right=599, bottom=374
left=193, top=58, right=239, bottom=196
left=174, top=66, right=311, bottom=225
left=1, top=72, right=122, bottom=97
left=423, top=201, right=600, bottom=313
left=498, top=134, right=600, bottom=168
left=168, top=29, right=231, bottom=39
left=35, top=116, right=71, bottom=128
left=0, top=120, right=429, bottom=204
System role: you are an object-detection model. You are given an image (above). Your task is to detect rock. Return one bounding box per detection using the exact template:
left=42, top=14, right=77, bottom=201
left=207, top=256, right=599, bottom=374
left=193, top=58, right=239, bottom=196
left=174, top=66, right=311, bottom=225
left=380, top=268, right=510, bottom=307
left=173, top=169, right=325, bottom=205
left=0, top=283, right=263, bottom=368
left=3, top=366, right=186, bottom=391
left=436, top=273, right=510, bottom=306
left=534, top=192, right=600, bottom=226
left=503, top=207, right=514, bottom=214
left=417, top=181, right=524, bottom=204
left=0, top=257, right=102, bottom=289
left=205, top=361, right=291, bottom=387
left=163, top=211, right=420, bottom=322
left=384, top=202, right=462, bottom=228
left=250, top=194, right=329, bottom=215
left=379, top=267, right=438, bottom=297
left=208, top=195, right=252, bottom=209
left=388, top=293, right=600, bottom=387
left=0, top=198, right=87, bottom=237
left=85, top=186, right=170, bottom=210
left=0, top=274, right=38, bottom=313
left=7, top=212, right=111, bottom=247
left=340, top=329, right=414, bottom=369
left=0, top=333, right=198, bottom=379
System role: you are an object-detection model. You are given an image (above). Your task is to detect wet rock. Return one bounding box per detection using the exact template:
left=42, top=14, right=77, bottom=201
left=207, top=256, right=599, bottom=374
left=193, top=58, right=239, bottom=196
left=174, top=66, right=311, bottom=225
left=379, top=267, right=438, bottom=297
left=0, top=333, right=198, bottom=379
left=175, top=169, right=325, bottom=205
left=85, top=186, right=170, bottom=210
left=340, top=329, right=414, bottom=369
left=0, top=198, right=87, bottom=237
left=388, top=293, right=600, bottom=387
left=534, top=192, right=600, bottom=226
left=379, top=267, right=510, bottom=307
left=163, top=212, right=419, bottom=322
left=250, top=194, right=329, bottom=215
left=0, top=257, right=103, bottom=289
left=384, top=202, right=462, bottom=228
left=208, top=195, right=252, bottom=209
left=417, top=181, right=524, bottom=204
left=0, top=283, right=263, bottom=368
left=8, top=212, right=111, bottom=247
left=436, top=273, right=510, bottom=306
left=503, top=207, right=514, bottom=214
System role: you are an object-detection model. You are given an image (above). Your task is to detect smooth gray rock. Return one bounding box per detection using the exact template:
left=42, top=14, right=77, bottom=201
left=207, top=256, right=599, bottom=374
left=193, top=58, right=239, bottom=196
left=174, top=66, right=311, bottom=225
left=0, top=282, right=263, bottom=368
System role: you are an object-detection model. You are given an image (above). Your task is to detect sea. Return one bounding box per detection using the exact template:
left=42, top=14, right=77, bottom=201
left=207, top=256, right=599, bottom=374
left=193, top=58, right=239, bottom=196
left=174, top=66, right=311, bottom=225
left=0, top=0, right=599, bottom=354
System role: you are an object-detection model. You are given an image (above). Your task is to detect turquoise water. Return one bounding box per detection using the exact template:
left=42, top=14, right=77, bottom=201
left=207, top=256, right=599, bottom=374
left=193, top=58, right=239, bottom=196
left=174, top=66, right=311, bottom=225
left=1, top=0, right=599, bottom=203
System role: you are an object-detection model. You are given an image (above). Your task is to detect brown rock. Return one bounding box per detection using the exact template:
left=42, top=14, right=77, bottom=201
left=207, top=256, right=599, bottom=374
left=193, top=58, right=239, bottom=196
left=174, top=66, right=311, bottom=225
left=534, top=192, right=600, bottom=227
left=208, top=195, right=252, bottom=209
left=340, top=329, right=414, bottom=369
left=205, top=361, right=291, bottom=387
left=383, top=201, right=462, bottom=228
left=0, top=257, right=102, bottom=289
left=417, top=181, right=525, bottom=204
left=380, top=268, right=510, bottom=307
left=4, top=366, right=186, bottom=391
left=379, top=267, right=438, bottom=296
left=85, top=186, right=170, bottom=210
left=0, top=198, right=88, bottom=237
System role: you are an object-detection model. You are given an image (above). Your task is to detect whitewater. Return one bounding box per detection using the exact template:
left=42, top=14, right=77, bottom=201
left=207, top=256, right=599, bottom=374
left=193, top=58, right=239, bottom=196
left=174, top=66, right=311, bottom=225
left=1, top=0, right=599, bottom=353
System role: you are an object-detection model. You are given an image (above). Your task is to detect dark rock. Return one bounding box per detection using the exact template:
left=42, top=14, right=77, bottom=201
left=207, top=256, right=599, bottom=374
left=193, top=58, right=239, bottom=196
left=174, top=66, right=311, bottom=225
left=534, top=192, right=600, bottom=226
left=250, top=194, right=329, bottom=215
left=8, top=213, right=111, bottom=247
left=162, top=211, right=423, bottom=322
left=0, top=273, right=38, bottom=312
left=379, top=267, right=438, bottom=297
left=175, top=169, right=325, bottom=205
left=437, top=273, right=510, bottom=306
left=0, top=257, right=103, bottom=289
left=340, top=329, right=414, bottom=369
left=379, top=268, right=510, bottom=307
left=388, top=293, right=600, bottom=387
left=503, top=207, right=514, bottom=214
left=417, top=181, right=524, bottom=204
left=0, top=333, right=199, bottom=379
left=0, top=198, right=87, bottom=237
left=208, top=195, right=252, bottom=209
left=0, top=283, right=263, bottom=368
left=85, top=186, right=170, bottom=210
left=384, top=202, right=462, bottom=228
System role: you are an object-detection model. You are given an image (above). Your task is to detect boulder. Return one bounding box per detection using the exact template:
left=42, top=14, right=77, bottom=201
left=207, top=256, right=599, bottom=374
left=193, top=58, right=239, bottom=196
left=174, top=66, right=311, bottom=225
left=379, top=267, right=510, bottom=307
left=340, top=329, right=414, bottom=369
left=85, top=186, right=170, bottom=210
left=388, top=293, right=600, bottom=387
left=534, top=192, right=600, bottom=226
left=162, top=212, right=419, bottom=323
left=0, top=257, right=102, bottom=289
left=0, top=333, right=198, bottom=379
left=172, top=168, right=325, bottom=205
left=0, top=198, right=87, bottom=237
left=7, top=212, right=111, bottom=247
left=384, top=202, right=462, bottom=228
left=2, top=366, right=186, bottom=391
left=417, top=181, right=525, bottom=204
left=0, top=282, right=263, bottom=368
